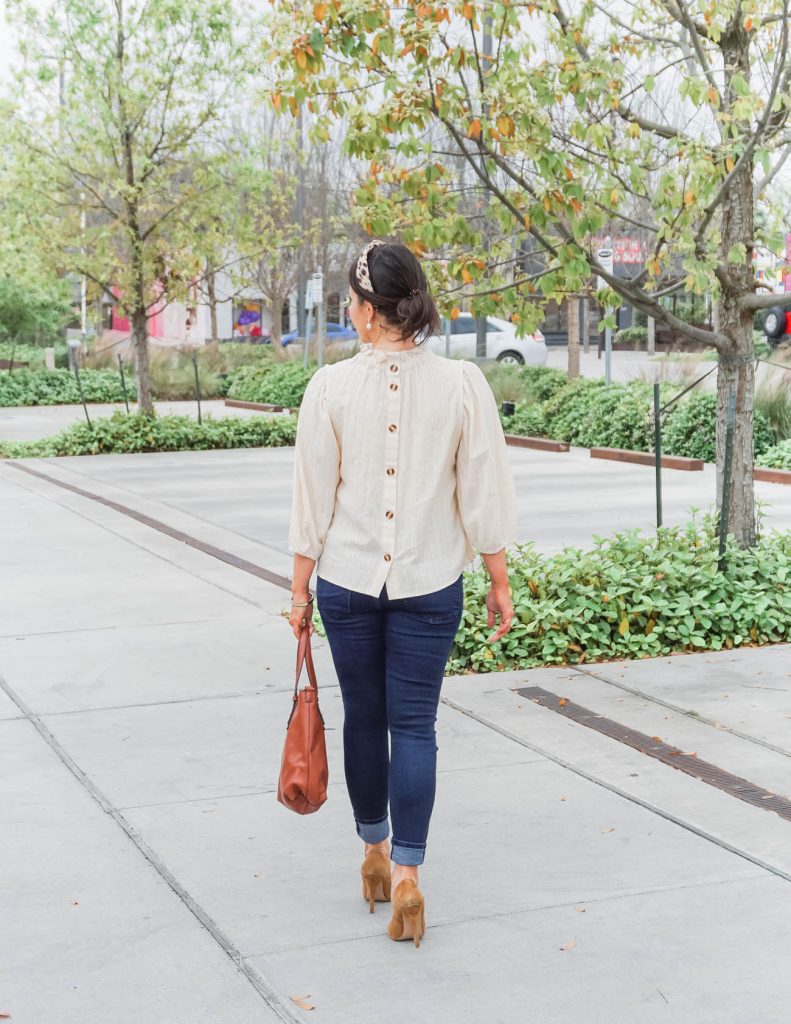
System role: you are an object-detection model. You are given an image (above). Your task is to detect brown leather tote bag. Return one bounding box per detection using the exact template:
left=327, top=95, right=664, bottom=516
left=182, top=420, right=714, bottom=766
left=277, top=625, right=328, bottom=814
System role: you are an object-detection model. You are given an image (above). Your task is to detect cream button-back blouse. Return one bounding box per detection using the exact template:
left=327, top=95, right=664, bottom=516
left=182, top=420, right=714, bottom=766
left=288, top=340, right=518, bottom=599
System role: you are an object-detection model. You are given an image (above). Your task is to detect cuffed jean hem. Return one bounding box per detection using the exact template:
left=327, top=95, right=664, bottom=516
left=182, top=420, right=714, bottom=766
left=355, top=816, right=390, bottom=844
left=391, top=842, right=426, bottom=866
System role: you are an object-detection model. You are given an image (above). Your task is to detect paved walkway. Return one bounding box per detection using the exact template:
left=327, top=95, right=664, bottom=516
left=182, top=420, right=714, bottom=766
left=2, top=450, right=790, bottom=1023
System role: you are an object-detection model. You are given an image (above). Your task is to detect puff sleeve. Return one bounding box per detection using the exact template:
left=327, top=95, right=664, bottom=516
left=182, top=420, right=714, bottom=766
left=455, top=361, right=518, bottom=555
left=287, top=366, right=341, bottom=561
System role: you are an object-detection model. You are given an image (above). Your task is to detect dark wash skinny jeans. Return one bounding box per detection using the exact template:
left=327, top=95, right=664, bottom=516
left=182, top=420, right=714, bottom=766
left=315, top=573, right=464, bottom=866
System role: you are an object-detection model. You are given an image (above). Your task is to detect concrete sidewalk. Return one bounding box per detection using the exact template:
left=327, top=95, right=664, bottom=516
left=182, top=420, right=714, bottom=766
left=2, top=452, right=791, bottom=1023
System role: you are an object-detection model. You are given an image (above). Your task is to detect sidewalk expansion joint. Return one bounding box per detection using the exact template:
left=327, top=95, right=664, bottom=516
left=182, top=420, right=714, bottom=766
left=3, top=461, right=292, bottom=590
left=0, top=669, right=308, bottom=1024
left=521, top=686, right=791, bottom=823
left=570, top=664, right=791, bottom=761
left=441, top=693, right=791, bottom=885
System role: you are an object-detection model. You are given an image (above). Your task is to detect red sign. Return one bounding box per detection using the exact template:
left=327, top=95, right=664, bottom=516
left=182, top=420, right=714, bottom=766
left=591, top=237, right=645, bottom=264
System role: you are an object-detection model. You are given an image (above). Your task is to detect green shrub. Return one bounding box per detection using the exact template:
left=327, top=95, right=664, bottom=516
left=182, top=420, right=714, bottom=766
left=663, top=391, right=775, bottom=461
left=0, top=410, right=296, bottom=458
left=519, top=365, right=568, bottom=403
left=0, top=340, right=70, bottom=369
left=416, top=513, right=789, bottom=670
left=614, top=326, right=648, bottom=345
left=226, top=362, right=315, bottom=407
left=756, top=440, right=791, bottom=470
left=0, top=368, right=136, bottom=406
left=503, top=403, right=548, bottom=437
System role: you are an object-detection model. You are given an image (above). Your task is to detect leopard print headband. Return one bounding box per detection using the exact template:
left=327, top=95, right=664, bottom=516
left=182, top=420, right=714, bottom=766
left=355, top=239, right=386, bottom=293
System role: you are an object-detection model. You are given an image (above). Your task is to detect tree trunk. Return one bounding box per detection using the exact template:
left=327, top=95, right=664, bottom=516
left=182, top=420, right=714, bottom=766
left=270, top=292, right=283, bottom=346
left=131, top=307, right=154, bottom=414
left=206, top=263, right=219, bottom=344
left=716, top=24, right=757, bottom=549
left=567, top=295, right=580, bottom=379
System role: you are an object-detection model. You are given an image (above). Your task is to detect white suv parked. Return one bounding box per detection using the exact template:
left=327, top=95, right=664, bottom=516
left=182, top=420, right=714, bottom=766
left=424, top=314, right=547, bottom=365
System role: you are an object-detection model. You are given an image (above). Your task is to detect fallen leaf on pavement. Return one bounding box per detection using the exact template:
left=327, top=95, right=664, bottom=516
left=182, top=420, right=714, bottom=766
left=560, top=939, right=577, bottom=950
left=290, top=996, right=315, bottom=1010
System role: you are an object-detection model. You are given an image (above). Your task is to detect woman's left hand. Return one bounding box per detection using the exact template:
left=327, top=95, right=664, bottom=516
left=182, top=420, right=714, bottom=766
left=289, top=593, right=315, bottom=639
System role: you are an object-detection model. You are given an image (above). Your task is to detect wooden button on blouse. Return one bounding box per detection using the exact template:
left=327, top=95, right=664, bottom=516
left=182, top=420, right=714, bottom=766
left=388, top=424, right=397, bottom=432
left=385, top=511, right=394, bottom=518
left=384, top=553, right=391, bottom=561
left=389, top=383, right=398, bottom=390
left=389, top=364, right=398, bottom=372
left=386, top=467, right=395, bottom=475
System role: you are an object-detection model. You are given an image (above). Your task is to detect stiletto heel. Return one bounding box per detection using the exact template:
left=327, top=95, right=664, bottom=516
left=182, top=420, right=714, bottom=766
left=360, top=848, right=391, bottom=913
left=387, top=879, right=426, bottom=948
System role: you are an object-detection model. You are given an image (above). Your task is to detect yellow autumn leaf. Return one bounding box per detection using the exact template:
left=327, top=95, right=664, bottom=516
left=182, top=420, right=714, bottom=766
left=466, top=117, right=482, bottom=140
left=294, top=48, right=307, bottom=70
left=744, top=16, right=753, bottom=30
left=371, top=33, right=379, bottom=54
left=618, top=616, right=629, bottom=636
left=707, top=85, right=719, bottom=104
left=313, top=2, right=327, bottom=18
left=450, top=306, right=460, bottom=319
left=609, top=189, right=619, bottom=205
left=523, top=214, right=531, bottom=230
left=496, top=114, right=515, bottom=137
left=483, top=648, right=494, bottom=659
left=645, top=618, right=656, bottom=634
left=462, top=2, right=475, bottom=19
left=461, top=266, right=473, bottom=284
left=543, top=194, right=551, bottom=212
left=726, top=156, right=735, bottom=172
left=272, top=92, right=282, bottom=112
left=684, top=189, right=695, bottom=206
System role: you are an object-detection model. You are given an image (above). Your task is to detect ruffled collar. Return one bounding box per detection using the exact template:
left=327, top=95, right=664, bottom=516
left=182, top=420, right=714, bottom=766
left=358, top=340, right=431, bottom=364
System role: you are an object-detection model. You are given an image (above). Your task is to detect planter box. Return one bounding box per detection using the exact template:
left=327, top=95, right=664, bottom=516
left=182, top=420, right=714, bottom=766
left=0, top=360, right=30, bottom=370
left=225, top=398, right=298, bottom=414
left=505, top=434, right=570, bottom=452
left=591, top=447, right=704, bottom=471
left=754, top=467, right=791, bottom=486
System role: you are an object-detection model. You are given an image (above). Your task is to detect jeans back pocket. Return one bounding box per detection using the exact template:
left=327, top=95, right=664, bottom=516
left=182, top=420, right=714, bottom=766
left=316, top=576, right=352, bottom=622
left=403, top=576, right=463, bottom=624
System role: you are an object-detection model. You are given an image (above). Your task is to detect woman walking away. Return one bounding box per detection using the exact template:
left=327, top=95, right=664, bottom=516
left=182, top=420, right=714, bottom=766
left=287, top=239, right=518, bottom=948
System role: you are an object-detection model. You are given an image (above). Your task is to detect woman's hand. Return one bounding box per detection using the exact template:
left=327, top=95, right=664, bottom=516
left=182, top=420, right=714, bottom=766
left=289, top=591, right=315, bottom=639
left=485, top=582, right=514, bottom=643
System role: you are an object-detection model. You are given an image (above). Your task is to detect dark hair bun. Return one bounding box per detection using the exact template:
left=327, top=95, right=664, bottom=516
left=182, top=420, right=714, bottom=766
left=348, top=242, right=440, bottom=343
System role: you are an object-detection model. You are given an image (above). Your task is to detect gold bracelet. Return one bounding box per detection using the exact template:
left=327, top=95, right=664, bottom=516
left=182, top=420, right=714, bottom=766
left=291, top=590, right=315, bottom=608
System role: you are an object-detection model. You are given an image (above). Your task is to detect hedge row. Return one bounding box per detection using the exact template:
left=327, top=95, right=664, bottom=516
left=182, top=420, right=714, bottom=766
left=0, top=410, right=296, bottom=458
left=503, top=372, right=777, bottom=463
left=0, top=368, right=136, bottom=406
left=225, top=362, right=314, bottom=408
left=344, top=512, right=786, bottom=672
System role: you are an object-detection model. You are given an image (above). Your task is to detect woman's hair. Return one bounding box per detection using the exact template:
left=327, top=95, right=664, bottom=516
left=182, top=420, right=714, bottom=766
left=347, top=241, right=441, bottom=344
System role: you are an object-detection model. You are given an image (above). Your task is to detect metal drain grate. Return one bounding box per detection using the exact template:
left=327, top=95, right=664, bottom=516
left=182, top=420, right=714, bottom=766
left=517, top=686, right=791, bottom=823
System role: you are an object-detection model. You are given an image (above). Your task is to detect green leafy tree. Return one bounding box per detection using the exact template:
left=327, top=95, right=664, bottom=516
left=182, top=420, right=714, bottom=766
left=5, top=0, right=255, bottom=413
left=270, top=0, right=791, bottom=547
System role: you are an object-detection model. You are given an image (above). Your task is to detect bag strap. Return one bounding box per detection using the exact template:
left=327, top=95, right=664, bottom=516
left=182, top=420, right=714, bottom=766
left=294, top=626, right=319, bottom=697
